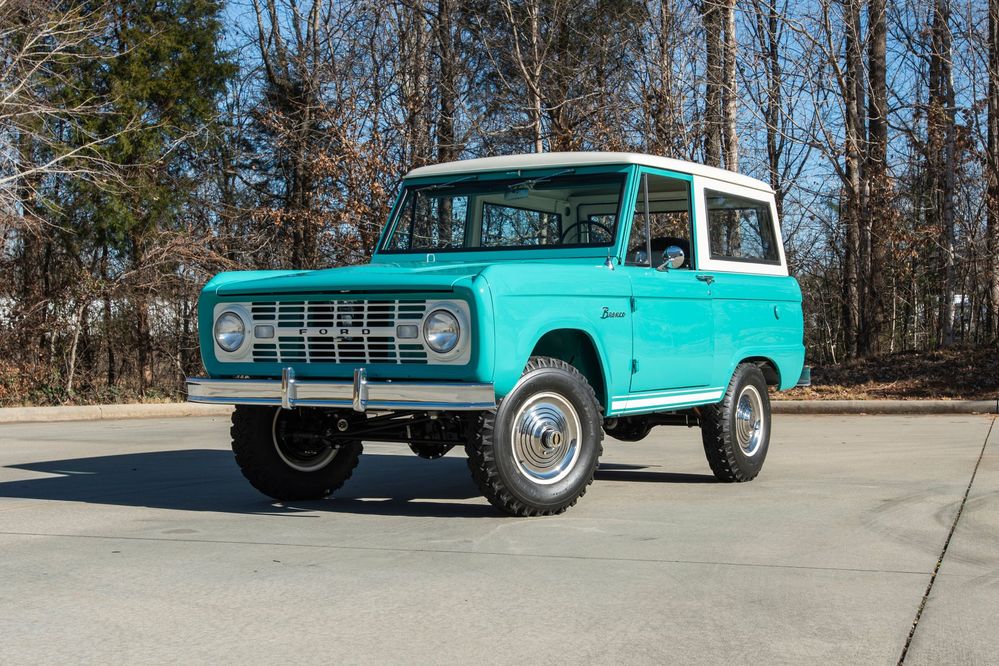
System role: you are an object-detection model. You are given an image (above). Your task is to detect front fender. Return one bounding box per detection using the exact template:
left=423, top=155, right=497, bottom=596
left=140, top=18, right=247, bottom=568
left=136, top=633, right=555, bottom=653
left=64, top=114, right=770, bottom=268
left=481, top=264, right=632, bottom=411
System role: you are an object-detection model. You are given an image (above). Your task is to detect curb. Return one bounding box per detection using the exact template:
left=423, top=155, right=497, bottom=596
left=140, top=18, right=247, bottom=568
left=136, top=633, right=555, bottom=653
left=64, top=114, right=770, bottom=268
left=772, top=399, right=998, bottom=415
left=0, top=399, right=996, bottom=425
left=0, top=403, right=233, bottom=424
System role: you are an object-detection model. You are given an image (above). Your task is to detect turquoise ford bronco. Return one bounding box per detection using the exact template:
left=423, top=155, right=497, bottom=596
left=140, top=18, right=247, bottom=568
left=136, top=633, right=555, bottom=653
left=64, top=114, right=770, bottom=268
left=188, top=152, right=807, bottom=516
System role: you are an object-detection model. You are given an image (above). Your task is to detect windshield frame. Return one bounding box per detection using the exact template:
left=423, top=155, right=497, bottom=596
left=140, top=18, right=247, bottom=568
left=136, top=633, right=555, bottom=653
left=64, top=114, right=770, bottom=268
left=375, top=165, right=634, bottom=259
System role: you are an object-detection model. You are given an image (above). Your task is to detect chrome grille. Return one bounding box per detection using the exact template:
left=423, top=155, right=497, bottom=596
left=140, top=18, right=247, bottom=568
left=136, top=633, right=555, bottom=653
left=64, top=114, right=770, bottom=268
left=249, top=300, right=429, bottom=364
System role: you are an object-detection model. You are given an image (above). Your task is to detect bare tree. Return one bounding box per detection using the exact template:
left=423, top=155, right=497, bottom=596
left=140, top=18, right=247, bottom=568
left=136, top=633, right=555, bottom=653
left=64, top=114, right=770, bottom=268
left=721, top=0, right=738, bottom=171
left=636, top=1, right=689, bottom=158
left=433, top=0, right=463, bottom=164
left=988, top=0, right=999, bottom=337
left=701, top=0, right=723, bottom=166
left=0, top=0, right=128, bottom=219
left=861, top=0, right=889, bottom=354
left=842, top=0, right=865, bottom=356
left=701, top=0, right=738, bottom=171
left=740, top=0, right=817, bottom=260
left=491, top=0, right=560, bottom=153
left=250, top=0, right=325, bottom=268
left=927, top=0, right=957, bottom=345
left=393, top=1, right=434, bottom=165
left=634, top=1, right=704, bottom=160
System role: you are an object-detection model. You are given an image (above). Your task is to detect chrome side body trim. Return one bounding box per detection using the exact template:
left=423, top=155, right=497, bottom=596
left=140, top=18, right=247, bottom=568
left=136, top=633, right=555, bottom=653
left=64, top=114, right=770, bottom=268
left=186, top=373, right=495, bottom=412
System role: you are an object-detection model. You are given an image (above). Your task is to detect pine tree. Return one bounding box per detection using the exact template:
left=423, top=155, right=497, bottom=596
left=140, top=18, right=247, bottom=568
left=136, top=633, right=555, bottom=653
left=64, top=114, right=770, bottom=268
left=71, top=0, right=235, bottom=392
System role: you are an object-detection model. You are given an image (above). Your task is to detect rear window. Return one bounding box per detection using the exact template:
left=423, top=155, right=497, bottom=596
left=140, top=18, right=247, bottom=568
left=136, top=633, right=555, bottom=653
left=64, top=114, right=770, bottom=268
left=481, top=202, right=562, bottom=247
left=705, top=190, right=779, bottom=264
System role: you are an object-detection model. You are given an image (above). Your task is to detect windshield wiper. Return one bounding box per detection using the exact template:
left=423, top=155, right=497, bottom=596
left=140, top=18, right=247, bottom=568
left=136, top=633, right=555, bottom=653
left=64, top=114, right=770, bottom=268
left=413, top=174, right=478, bottom=192
left=506, top=168, right=576, bottom=192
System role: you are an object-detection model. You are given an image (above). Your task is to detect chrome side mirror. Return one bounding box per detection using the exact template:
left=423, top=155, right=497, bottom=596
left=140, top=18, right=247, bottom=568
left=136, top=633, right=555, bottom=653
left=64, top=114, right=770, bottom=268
left=657, top=245, right=685, bottom=271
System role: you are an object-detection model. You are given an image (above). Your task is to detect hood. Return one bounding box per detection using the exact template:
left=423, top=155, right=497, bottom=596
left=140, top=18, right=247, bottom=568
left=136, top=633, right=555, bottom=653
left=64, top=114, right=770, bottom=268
left=210, top=261, right=490, bottom=297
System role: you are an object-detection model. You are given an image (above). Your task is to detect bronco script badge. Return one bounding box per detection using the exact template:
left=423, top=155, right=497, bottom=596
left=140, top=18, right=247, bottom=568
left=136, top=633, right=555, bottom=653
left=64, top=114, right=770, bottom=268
left=600, top=307, right=626, bottom=319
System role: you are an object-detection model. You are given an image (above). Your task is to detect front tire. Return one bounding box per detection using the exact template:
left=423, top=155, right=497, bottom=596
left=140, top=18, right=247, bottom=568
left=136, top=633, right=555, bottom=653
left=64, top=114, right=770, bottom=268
left=467, top=356, right=603, bottom=516
left=700, top=363, right=771, bottom=482
left=231, top=406, right=362, bottom=501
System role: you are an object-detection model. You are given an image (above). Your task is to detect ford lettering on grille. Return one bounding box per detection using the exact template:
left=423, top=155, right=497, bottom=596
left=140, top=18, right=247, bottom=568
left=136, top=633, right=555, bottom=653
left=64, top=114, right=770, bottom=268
left=296, top=327, right=376, bottom=337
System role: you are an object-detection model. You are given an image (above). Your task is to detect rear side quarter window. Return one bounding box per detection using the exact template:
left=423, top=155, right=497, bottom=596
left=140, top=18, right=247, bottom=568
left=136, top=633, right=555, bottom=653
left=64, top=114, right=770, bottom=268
left=704, top=190, right=779, bottom=264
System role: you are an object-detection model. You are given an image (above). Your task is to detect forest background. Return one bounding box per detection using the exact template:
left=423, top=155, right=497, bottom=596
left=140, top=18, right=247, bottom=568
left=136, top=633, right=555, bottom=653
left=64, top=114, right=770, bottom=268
left=2, top=0, right=998, bottom=405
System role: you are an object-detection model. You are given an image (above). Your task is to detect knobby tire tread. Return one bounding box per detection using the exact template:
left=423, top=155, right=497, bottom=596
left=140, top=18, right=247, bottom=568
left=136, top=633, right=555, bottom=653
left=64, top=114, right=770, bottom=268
left=700, top=363, right=766, bottom=482
left=465, top=356, right=603, bottom=517
left=230, top=406, right=362, bottom=501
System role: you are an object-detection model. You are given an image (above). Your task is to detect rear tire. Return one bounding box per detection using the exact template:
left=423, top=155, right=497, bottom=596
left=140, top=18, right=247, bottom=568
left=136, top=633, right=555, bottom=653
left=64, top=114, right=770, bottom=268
left=231, top=406, right=362, bottom=501
left=466, top=356, right=603, bottom=516
left=700, top=364, right=771, bottom=482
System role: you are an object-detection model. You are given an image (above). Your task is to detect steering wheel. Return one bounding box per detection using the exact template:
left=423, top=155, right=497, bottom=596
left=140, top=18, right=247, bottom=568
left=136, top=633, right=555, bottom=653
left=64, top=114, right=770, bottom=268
left=559, top=220, right=613, bottom=244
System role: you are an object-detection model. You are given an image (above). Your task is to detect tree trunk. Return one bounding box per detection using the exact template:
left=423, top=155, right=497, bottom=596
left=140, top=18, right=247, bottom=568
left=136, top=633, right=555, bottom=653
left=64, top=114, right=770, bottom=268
left=529, top=1, right=544, bottom=153
left=650, top=0, right=679, bottom=156
left=66, top=301, right=86, bottom=396
left=721, top=0, right=739, bottom=172
left=842, top=0, right=865, bottom=357
left=131, top=233, right=152, bottom=395
left=861, top=0, right=888, bottom=356
left=400, top=2, right=432, bottom=166
left=702, top=1, right=723, bottom=167
left=929, top=0, right=957, bottom=346
left=435, top=0, right=460, bottom=165
left=101, top=246, right=115, bottom=387
left=751, top=0, right=783, bottom=217
left=433, top=0, right=460, bottom=242
left=987, top=0, right=999, bottom=339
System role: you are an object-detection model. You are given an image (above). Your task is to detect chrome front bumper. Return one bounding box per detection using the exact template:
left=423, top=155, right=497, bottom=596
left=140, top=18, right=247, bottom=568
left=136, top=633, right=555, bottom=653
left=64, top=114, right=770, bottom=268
left=186, top=368, right=496, bottom=413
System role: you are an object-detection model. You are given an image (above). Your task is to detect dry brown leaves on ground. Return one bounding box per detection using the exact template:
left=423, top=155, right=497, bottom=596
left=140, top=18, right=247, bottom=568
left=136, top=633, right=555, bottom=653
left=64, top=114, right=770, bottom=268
left=776, top=347, right=999, bottom=400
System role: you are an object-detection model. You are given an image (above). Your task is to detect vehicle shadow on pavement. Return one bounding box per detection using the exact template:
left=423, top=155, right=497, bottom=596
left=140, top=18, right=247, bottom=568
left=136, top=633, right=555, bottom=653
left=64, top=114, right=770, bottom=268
left=594, top=463, right=718, bottom=484
left=0, top=451, right=716, bottom=518
left=0, top=449, right=492, bottom=518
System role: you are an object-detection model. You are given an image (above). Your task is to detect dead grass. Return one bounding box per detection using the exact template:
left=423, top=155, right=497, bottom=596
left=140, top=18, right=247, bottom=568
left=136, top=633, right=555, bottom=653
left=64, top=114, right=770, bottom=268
left=776, top=347, right=999, bottom=400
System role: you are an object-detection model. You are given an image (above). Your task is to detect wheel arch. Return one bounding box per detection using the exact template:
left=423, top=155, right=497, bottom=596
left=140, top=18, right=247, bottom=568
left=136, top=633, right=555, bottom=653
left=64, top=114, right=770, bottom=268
left=737, top=356, right=781, bottom=387
left=528, top=328, right=608, bottom=410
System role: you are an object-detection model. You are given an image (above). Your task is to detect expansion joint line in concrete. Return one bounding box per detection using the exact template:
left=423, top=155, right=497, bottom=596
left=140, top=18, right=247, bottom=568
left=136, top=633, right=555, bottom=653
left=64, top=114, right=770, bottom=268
left=897, top=416, right=996, bottom=665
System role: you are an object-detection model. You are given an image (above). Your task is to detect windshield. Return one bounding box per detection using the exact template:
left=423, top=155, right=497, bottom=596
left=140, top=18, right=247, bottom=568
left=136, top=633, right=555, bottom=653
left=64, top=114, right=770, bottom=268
left=380, top=172, right=626, bottom=253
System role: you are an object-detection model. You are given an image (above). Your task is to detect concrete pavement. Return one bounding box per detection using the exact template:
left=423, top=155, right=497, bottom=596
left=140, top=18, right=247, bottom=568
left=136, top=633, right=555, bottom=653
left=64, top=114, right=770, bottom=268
left=0, top=414, right=995, bottom=664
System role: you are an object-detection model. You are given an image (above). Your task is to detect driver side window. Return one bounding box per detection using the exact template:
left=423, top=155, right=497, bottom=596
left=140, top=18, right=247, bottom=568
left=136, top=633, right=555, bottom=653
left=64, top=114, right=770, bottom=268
left=626, top=173, right=693, bottom=268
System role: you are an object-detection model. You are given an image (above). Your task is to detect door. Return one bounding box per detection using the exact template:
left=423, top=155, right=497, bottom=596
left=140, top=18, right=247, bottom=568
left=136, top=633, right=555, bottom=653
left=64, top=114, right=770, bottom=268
left=623, top=170, right=715, bottom=393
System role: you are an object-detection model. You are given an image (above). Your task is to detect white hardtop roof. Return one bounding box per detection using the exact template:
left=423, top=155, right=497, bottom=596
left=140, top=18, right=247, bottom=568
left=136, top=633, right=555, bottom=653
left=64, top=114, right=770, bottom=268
left=405, top=151, right=774, bottom=194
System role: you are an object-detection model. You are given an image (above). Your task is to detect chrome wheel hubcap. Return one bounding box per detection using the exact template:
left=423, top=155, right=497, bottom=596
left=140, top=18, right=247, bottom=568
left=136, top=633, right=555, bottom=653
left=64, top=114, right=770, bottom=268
left=510, top=392, right=581, bottom=484
left=735, top=385, right=765, bottom=457
left=272, top=410, right=340, bottom=473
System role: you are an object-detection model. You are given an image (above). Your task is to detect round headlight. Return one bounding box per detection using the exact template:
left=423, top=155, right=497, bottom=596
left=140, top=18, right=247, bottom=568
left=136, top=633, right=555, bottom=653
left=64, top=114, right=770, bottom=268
left=214, top=311, right=246, bottom=352
left=423, top=309, right=460, bottom=354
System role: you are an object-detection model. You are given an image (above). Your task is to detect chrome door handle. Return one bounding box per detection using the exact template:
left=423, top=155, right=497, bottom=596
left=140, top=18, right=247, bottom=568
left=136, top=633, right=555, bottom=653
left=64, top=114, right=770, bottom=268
left=696, top=274, right=715, bottom=285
